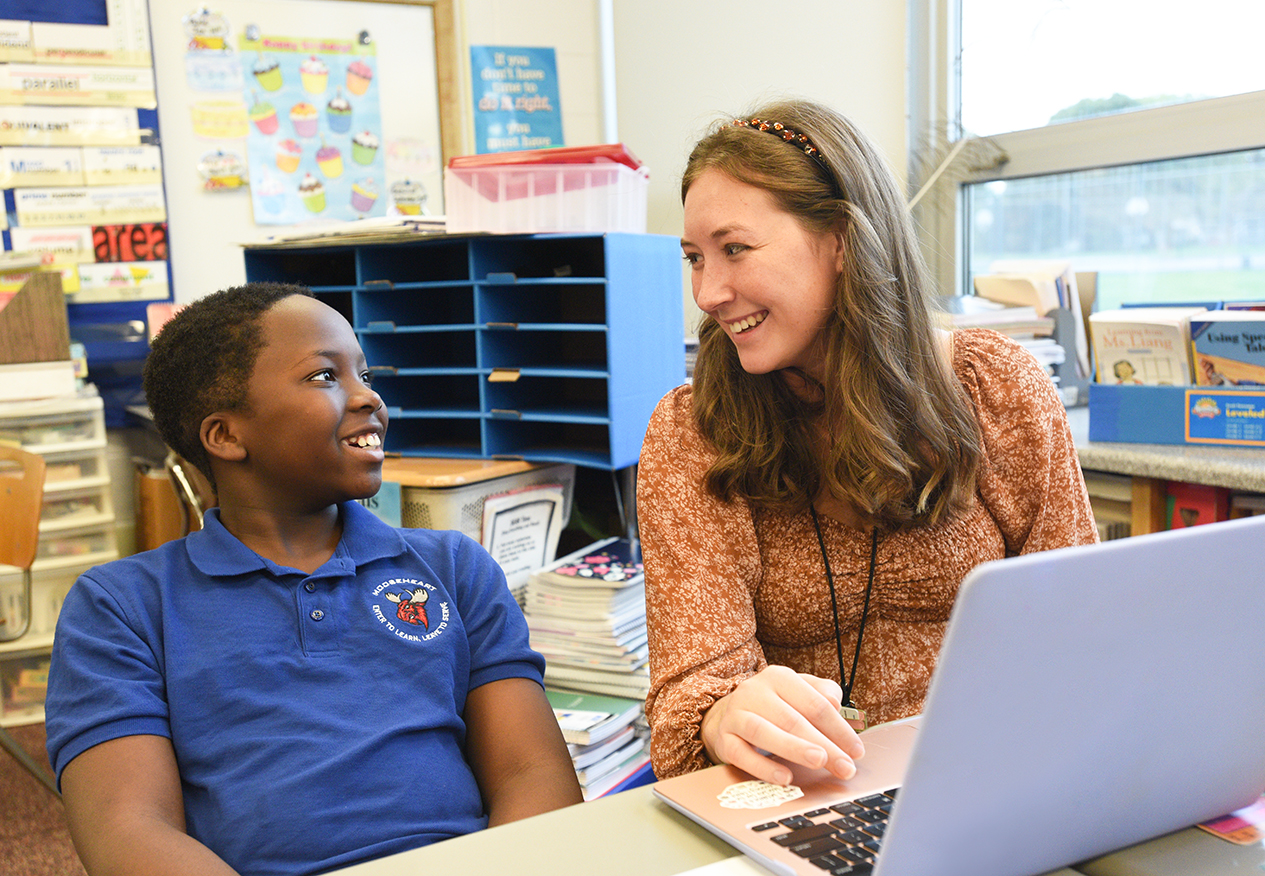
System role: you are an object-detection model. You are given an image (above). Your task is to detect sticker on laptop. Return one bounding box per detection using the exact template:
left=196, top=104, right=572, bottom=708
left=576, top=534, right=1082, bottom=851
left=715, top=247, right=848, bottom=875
left=718, top=781, right=805, bottom=809
left=1197, top=794, right=1265, bottom=845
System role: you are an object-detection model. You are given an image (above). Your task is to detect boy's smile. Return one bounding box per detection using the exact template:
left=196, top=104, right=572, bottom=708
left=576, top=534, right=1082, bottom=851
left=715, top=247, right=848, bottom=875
left=233, top=295, right=388, bottom=512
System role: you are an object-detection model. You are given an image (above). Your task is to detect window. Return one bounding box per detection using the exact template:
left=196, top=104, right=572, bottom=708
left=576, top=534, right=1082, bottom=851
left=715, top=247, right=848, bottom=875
left=968, top=149, right=1265, bottom=310
left=910, top=0, right=1265, bottom=307
left=959, top=0, right=1265, bottom=136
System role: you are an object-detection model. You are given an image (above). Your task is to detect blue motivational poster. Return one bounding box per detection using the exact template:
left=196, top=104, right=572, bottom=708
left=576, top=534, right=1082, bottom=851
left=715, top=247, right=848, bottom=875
left=470, top=45, right=563, bottom=154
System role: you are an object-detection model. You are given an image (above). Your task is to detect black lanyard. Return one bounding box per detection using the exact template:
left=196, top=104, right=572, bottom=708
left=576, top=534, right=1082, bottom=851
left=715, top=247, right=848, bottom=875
left=809, top=506, right=878, bottom=725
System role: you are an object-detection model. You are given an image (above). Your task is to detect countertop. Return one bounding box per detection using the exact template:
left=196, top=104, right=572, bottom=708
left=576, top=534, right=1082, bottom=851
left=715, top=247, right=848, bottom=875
left=1067, top=406, right=1265, bottom=491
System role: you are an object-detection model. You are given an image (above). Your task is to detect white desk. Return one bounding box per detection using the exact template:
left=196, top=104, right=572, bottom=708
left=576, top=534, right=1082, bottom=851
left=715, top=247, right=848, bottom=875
left=326, top=782, right=1089, bottom=876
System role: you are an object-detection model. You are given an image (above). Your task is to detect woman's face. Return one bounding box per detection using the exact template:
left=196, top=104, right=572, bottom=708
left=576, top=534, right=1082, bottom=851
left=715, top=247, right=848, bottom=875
left=682, top=168, right=843, bottom=381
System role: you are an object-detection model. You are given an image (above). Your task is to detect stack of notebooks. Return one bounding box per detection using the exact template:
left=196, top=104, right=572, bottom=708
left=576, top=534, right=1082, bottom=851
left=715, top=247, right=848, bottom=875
left=524, top=537, right=650, bottom=700
left=546, top=688, right=650, bottom=801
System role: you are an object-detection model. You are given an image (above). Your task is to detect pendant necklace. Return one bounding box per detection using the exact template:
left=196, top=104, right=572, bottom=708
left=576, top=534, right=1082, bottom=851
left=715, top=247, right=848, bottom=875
left=809, top=504, right=878, bottom=732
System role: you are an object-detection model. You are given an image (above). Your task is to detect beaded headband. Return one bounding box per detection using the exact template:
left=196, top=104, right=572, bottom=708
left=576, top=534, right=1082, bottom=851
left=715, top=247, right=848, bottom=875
left=732, top=117, right=828, bottom=169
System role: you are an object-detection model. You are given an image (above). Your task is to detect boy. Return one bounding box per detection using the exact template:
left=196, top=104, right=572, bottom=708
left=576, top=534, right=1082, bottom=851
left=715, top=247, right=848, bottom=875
left=45, top=283, right=582, bottom=876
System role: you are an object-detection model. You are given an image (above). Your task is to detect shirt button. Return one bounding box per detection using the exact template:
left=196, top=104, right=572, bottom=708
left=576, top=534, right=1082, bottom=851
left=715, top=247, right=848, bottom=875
left=310, top=609, right=325, bottom=621
left=304, top=582, right=316, bottom=593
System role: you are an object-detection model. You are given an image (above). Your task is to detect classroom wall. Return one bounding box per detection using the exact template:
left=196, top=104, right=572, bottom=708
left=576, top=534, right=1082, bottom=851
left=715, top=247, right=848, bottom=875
left=147, top=0, right=606, bottom=301
left=609, top=1, right=909, bottom=336
left=461, top=0, right=604, bottom=147
left=146, top=0, right=908, bottom=316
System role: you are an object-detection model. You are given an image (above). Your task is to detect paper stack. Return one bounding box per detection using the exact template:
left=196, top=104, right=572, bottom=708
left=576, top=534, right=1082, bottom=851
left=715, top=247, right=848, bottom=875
left=546, top=688, right=651, bottom=801
left=524, top=536, right=650, bottom=701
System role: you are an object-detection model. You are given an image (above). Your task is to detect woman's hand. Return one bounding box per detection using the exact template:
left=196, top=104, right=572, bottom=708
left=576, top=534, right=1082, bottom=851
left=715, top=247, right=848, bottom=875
left=700, top=665, right=866, bottom=786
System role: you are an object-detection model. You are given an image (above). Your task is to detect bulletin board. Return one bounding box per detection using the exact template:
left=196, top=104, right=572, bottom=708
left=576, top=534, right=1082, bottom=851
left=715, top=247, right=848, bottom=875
left=148, top=0, right=462, bottom=302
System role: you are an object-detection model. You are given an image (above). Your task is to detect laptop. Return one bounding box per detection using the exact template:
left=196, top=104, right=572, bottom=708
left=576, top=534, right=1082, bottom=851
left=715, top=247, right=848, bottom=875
left=654, top=514, right=1265, bottom=876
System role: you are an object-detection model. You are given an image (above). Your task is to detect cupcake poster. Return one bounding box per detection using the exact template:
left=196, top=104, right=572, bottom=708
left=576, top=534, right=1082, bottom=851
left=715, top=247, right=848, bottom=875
left=239, top=31, right=385, bottom=225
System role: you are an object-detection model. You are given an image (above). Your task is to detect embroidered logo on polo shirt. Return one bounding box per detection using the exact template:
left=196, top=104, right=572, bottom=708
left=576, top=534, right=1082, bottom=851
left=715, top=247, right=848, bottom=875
left=371, top=577, right=449, bottom=643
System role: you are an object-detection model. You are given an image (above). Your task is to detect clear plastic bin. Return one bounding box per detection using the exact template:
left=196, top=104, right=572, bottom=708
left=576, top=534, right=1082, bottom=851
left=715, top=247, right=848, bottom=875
left=383, top=457, right=575, bottom=544
left=0, top=394, right=106, bottom=454
left=444, top=162, right=649, bottom=234
left=0, top=566, right=78, bottom=637
left=0, top=651, right=50, bottom=725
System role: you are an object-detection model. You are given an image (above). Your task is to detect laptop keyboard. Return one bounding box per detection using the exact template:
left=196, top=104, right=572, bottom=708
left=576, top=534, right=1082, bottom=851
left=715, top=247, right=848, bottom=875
left=749, top=788, right=898, bottom=875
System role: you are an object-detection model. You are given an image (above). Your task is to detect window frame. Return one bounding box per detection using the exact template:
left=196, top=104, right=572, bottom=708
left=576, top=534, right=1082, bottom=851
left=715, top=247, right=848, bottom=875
left=908, top=0, right=1265, bottom=298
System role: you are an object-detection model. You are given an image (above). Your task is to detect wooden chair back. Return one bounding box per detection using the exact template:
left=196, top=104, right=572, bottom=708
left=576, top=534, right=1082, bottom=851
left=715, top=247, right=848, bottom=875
left=0, top=443, right=45, bottom=642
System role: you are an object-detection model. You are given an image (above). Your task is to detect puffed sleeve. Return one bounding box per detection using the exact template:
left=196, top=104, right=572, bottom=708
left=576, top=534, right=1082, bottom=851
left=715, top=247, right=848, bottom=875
left=955, top=329, right=1098, bottom=556
left=637, top=385, right=768, bottom=778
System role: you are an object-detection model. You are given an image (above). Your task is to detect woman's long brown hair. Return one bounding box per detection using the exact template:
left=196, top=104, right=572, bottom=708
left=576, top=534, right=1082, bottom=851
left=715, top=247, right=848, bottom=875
left=685, top=99, right=982, bottom=529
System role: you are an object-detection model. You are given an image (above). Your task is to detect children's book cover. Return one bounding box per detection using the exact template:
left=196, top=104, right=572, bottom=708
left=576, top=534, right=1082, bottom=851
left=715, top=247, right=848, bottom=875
left=1088, top=307, right=1208, bottom=385
left=1189, top=311, right=1265, bottom=386
left=533, top=536, right=643, bottom=589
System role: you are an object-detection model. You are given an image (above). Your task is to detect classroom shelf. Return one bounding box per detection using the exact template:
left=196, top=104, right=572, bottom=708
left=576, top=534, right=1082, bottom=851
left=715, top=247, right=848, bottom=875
left=243, top=232, right=685, bottom=469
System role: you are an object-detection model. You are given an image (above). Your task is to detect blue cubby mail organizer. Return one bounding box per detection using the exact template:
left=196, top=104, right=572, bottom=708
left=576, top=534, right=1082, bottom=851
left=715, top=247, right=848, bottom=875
left=242, top=232, right=686, bottom=469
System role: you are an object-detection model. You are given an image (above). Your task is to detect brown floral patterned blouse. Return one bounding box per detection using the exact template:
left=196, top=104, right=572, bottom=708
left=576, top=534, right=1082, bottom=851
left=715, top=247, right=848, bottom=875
left=637, top=329, right=1099, bottom=778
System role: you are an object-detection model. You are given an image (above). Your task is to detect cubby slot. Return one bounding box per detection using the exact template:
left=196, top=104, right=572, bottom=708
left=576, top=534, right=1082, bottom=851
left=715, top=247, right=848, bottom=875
left=243, top=247, right=357, bottom=289
left=245, top=232, right=685, bottom=469
left=384, top=414, right=483, bottom=458
left=479, top=281, right=606, bottom=326
left=358, top=239, right=471, bottom=284
left=484, top=375, right=610, bottom=422
left=361, top=330, right=477, bottom=370
left=471, top=235, right=606, bottom=280
left=355, top=284, right=476, bottom=330
left=484, top=420, right=612, bottom=468
left=372, top=373, right=481, bottom=416
left=479, top=329, right=608, bottom=374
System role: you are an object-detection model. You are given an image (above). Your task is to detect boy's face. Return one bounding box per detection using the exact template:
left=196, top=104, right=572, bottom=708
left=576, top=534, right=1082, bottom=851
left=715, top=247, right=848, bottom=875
left=233, top=295, right=387, bottom=511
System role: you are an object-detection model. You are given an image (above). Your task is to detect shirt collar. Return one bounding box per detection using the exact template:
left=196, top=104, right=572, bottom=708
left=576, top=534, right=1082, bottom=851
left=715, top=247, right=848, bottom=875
left=186, top=501, right=410, bottom=579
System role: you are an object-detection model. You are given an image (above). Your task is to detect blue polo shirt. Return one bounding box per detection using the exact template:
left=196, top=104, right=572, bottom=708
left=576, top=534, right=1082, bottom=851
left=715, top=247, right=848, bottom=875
left=45, top=501, right=544, bottom=876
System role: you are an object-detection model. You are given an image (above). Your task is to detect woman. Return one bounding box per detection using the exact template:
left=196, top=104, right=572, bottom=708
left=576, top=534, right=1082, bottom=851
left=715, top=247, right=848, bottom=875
left=638, top=98, right=1097, bottom=786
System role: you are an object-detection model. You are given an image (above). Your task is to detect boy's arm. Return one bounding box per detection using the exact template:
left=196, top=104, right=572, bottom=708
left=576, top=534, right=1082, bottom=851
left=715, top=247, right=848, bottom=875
left=60, top=734, right=239, bottom=876
left=464, top=677, right=583, bottom=826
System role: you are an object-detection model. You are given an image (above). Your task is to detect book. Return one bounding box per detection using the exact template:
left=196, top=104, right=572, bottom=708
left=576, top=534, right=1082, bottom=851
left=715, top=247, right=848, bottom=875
left=1230, top=493, right=1265, bottom=519
left=545, top=688, right=643, bottom=746
left=580, top=750, right=653, bottom=801
left=1088, top=307, right=1209, bottom=385
left=575, top=735, right=646, bottom=785
left=528, top=538, right=649, bottom=698
left=975, top=260, right=1091, bottom=377
left=530, top=536, right=644, bottom=589
left=1189, top=311, right=1265, bottom=386
left=1167, top=482, right=1230, bottom=529
left=569, top=724, right=637, bottom=770
left=544, top=664, right=651, bottom=700
left=936, top=297, right=1056, bottom=338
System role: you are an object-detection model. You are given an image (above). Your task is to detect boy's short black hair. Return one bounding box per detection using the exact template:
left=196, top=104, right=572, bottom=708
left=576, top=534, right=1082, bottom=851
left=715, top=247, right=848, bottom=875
left=143, top=282, right=314, bottom=486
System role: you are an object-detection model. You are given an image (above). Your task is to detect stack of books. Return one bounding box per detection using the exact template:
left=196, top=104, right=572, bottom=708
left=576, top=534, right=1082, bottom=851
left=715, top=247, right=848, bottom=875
left=546, top=688, right=650, bottom=801
left=524, top=537, right=650, bottom=700
left=937, top=296, right=1066, bottom=378
left=1088, top=304, right=1265, bottom=388
left=972, top=260, right=1091, bottom=379
left=1088, top=306, right=1209, bottom=385
left=527, top=536, right=654, bottom=799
